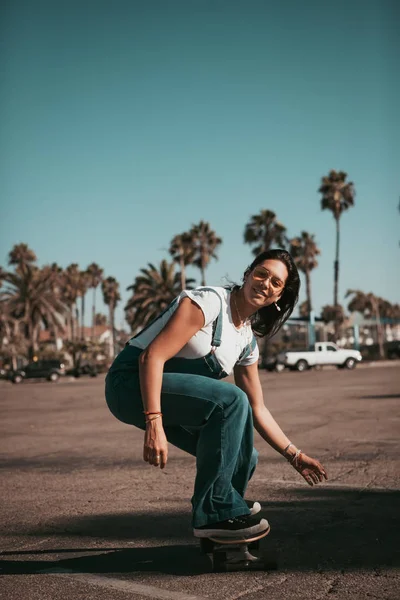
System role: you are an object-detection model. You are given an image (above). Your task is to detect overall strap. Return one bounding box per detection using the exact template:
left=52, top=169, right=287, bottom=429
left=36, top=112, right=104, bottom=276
left=127, top=298, right=179, bottom=344
left=238, top=335, right=257, bottom=362
left=128, top=288, right=224, bottom=347
left=197, top=287, right=223, bottom=347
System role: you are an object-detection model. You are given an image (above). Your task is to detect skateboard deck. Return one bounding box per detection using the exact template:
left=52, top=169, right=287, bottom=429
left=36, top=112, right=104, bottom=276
left=199, top=527, right=277, bottom=572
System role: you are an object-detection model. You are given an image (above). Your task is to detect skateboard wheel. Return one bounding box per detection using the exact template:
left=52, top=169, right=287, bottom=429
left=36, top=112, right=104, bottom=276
left=199, top=538, right=214, bottom=554
left=212, top=552, right=228, bottom=572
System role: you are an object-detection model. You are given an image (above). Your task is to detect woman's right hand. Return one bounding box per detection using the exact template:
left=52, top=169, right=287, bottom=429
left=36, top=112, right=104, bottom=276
left=143, top=418, right=168, bottom=469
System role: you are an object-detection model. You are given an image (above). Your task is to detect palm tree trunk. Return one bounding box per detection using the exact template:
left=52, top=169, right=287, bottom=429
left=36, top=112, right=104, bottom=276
left=91, top=287, right=96, bottom=340
left=81, top=294, right=85, bottom=340
left=75, top=304, right=79, bottom=341
left=27, top=320, right=34, bottom=361
left=71, top=304, right=76, bottom=341
left=334, top=218, right=340, bottom=307
left=69, top=309, right=74, bottom=341
left=179, top=254, right=186, bottom=290
left=109, top=304, right=115, bottom=358
left=11, top=320, right=18, bottom=370
left=305, top=270, right=312, bottom=317
left=28, top=322, right=39, bottom=361
left=372, top=298, right=385, bottom=359
left=201, top=262, right=206, bottom=286
left=333, top=218, right=340, bottom=339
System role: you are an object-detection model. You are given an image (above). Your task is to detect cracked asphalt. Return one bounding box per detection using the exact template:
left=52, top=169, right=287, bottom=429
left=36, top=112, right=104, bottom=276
left=0, top=364, right=399, bottom=599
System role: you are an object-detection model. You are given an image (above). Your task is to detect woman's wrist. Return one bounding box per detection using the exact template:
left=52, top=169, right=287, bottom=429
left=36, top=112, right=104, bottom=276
left=282, top=442, right=298, bottom=459
left=145, top=416, right=163, bottom=428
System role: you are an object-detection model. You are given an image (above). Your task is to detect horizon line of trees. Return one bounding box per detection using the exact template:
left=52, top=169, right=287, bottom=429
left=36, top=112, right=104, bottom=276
left=1, top=170, right=399, bottom=364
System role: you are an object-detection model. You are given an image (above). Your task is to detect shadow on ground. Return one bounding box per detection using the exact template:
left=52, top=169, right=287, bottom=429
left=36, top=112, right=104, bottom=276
left=1, top=487, right=399, bottom=575
left=357, top=394, right=400, bottom=400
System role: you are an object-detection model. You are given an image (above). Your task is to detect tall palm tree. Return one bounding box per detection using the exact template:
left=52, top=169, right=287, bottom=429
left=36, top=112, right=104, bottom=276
left=346, top=290, right=384, bottom=359
left=125, top=260, right=195, bottom=333
left=101, top=276, right=121, bottom=358
left=319, top=170, right=355, bottom=307
left=244, top=210, right=287, bottom=256
left=62, top=264, right=81, bottom=340
left=169, top=232, right=195, bottom=291
left=77, top=270, right=90, bottom=340
left=0, top=265, right=66, bottom=360
left=289, top=232, right=320, bottom=318
left=8, top=243, right=37, bottom=275
left=86, top=263, right=104, bottom=339
left=41, top=263, right=64, bottom=347
left=190, top=221, right=222, bottom=286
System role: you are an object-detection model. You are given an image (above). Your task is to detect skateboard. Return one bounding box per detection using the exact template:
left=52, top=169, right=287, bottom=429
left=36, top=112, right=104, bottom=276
left=199, top=528, right=277, bottom=572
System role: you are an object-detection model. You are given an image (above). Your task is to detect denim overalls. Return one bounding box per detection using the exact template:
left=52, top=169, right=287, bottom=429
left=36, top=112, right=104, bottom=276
left=105, top=288, right=258, bottom=528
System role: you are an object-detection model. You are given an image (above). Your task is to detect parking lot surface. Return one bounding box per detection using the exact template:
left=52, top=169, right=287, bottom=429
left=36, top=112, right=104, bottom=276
left=1, top=365, right=399, bottom=599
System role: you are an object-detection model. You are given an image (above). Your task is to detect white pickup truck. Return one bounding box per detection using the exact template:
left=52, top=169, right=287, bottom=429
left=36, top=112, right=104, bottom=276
left=276, top=342, right=362, bottom=372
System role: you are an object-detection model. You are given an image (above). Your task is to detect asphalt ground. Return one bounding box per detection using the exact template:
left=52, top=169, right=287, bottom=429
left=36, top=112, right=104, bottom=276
left=0, top=364, right=399, bottom=600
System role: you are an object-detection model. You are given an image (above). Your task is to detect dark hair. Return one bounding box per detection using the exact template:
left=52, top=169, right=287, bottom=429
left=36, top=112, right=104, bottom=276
left=233, top=249, right=300, bottom=339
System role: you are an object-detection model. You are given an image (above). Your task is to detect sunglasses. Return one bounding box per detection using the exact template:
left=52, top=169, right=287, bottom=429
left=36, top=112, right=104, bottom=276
left=252, top=266, right=285, bottom=292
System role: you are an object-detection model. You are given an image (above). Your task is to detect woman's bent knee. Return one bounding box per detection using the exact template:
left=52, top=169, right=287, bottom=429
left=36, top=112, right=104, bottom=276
left=223, top=383, right=248, bottom=411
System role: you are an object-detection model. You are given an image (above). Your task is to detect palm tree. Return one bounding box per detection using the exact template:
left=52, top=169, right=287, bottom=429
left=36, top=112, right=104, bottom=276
left=94, top=312, right=107, bottom=326
left=8, top=243, right=37, bottom=275
left=86, top=263, right=104, bottom=339
left=190, top=221, right=222, bottom=286
left=244, top=210, right=287, bottom=256
left=77, top=270, right=90, bottom=340
left=321, top=304, right=345, bottom=326
left=169, top=232, right=195, bottom=290
left=298, top=300, right=309, bottom=319
left=346, top=290, right=385, bottom=359
left=41, top=263, right=64, bottom=347
left=0, top=302, right=27, bottom=370
left=125, top=260, right=195, bottom=332
left=101, top=276, right=121, bottom=358
left=319, top=170, right=355, bottom=307
left=289, top=232, right=320, bottom=318
left=0, top=266, right=6, bottom=287
left=0, top=265, right=66, bottom=360
left=62, top=264, right=81, bottom=341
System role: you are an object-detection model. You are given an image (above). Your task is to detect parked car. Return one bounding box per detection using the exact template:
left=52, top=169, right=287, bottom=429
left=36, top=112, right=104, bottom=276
left=277, top=342, right=362, bottom=372
left=386, top=341, right=400, bottom=360
left=10, top=359, right=66, bottom=383
left=66, top=363, right=98, bottom=378
left=260, top=356, right=286, bottom=372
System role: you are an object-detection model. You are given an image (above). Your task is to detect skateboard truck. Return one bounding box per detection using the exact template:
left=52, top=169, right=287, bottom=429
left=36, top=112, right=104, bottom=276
left=199, top=531, right=277, bottom=572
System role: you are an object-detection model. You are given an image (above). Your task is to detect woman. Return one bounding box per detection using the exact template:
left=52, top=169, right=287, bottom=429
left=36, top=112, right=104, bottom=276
left=105, top=249, right=327, bottom=542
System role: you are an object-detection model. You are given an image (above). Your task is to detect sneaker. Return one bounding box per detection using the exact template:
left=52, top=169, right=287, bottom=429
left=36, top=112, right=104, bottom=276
left=248, top=501, right=261, bottom=516
left=193, top=514, right=269, bottom=539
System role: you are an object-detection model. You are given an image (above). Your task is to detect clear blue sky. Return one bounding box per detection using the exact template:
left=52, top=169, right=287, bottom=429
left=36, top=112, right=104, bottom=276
left=1, top=0, right=399, bottom=328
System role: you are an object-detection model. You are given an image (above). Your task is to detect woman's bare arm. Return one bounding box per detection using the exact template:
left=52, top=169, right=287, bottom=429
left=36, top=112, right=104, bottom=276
left=234, top=362, right=292, bottom=454
left=234, top=362, right=327, bottom=485
left=139, top=297, right=204, bottom=469
left=139, top=297, right=205, bottom=412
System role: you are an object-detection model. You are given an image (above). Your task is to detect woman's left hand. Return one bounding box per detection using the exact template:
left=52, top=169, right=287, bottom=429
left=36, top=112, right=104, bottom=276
left=292, top=452, right=328, bottom=486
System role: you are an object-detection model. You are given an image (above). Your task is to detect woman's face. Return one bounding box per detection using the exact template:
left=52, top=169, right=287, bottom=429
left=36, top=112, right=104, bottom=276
left=242, top=259, right=289, bottom=310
